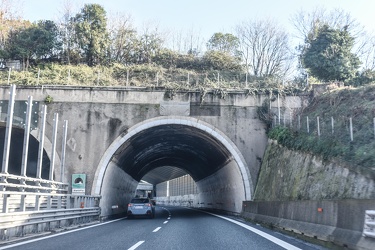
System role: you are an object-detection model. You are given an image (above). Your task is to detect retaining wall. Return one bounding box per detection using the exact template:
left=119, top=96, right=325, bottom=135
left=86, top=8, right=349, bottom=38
left=242, top=199, right=375, bottom=249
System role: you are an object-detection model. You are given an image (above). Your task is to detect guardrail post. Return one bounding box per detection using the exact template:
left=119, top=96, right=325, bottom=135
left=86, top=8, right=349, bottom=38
left=20, top=194, right=26, bottom=212
left=47, top=195, right=52, bottom=209
left=2, top=194, right=9, bottom=213
left=35, top=194, right=40, bottom=211
left=57, top=196, right=62, bottom=209
left=66, top=195, right=72, bottom=209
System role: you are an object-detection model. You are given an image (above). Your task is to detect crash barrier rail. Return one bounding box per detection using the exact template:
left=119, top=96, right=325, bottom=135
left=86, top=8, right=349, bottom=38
left=0, top=191, right=101, bottom=241
left=1, top=191, right=100, bottom=213
left=0, top=207, right=100, bottom=240
left=0, top=173, right=69, bottom=194
left=1, top=173, right=100, bottom=241
left=363, top=210, right=375, bottom=238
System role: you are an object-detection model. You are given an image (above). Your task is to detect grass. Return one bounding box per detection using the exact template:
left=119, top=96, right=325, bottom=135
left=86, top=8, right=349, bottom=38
left=267, top=83, right=375, bottom=170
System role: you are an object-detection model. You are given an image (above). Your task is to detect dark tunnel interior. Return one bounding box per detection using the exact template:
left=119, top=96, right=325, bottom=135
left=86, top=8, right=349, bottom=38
left=0, top=126, right=51, bottom=179
left=111, top=124, right=233, bottom=185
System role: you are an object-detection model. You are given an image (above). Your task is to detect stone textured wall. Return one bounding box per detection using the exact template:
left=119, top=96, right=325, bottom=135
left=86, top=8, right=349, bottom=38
left=254, top=140, right=375, bottom=201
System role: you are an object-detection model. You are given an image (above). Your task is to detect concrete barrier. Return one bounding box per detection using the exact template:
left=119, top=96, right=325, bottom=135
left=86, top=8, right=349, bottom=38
left=241, top=199, right=375, bottom=250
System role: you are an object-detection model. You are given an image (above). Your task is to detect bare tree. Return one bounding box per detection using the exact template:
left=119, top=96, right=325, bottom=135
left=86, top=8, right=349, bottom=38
left=291, top=7, right=373, bottom=71
left=0, top=0, right=25, bottom=50
left=165, top=26, right=204, bottom=55
left=56, top=0, right=80, bottom=64
left=358, top=33, right=375, bottom=70
left=291, top=7, right=364, bottom=42
left=107, top=11, right=137, bottom=64
left=135, top=21, right=165, bottom=64
left=236, top=19, right=291, bottom=78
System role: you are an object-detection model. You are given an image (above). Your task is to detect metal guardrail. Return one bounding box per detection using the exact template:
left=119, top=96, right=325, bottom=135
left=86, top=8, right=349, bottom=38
left=363, top=210, right=375, bottom=238
left=0, top=191, right=101, bottom=241
left=0, top=173, right=69, bottom=193
left=1, top=191, right=100, bottom=213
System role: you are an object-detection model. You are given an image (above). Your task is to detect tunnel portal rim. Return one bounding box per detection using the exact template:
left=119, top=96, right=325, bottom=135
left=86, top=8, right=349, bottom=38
left=92, top=116, right=252, bottom=200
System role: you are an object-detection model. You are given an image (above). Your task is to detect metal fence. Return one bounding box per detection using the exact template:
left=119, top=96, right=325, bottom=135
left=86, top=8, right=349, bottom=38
left=272, top=113, right=375, bottom=143
left=1, top=66, right=289, bottom=88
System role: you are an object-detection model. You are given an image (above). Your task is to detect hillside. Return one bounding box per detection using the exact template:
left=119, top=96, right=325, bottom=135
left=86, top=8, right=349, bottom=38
left=268, top=83, right=375, bottom=172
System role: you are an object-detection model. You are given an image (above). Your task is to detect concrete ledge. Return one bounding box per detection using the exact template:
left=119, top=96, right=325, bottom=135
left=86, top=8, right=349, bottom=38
left=242, top=200, right=375, bottom=250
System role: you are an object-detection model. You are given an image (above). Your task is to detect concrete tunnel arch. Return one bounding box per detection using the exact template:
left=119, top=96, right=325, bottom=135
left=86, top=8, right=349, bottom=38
left=92, top=116, right=253, bottom=215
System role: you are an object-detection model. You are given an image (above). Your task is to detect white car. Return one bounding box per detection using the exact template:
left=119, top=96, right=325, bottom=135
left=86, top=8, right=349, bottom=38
left=127, top=197, right=155, bottom=219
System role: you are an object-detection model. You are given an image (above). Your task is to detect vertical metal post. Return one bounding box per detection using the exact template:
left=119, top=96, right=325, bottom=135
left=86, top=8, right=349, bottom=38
left=277, top=94, right=281, bottom=125
left=350, top=117, right=353, bottom=141
left=166, top=180, right=170, bottom=197
left=245, top=72, right=248, bottom=88
left=126, top=69, right=129, bottom=86
left=2, top=195, right=8, bottom=213
left=307, top=116, right=310, bottom=133
left=331, top=117, right=334, bottom=134
left=20, top=195, right=26, bottom=212
left=21, top=96, right=33, bottom=177
left=60, top=120, right=68, bottom=183
left=49, top=113, right=59, bottom=181
left=7, top=68, right=11, bottom=84
left=36, top=105, right=47, bottom=179
left=35, top=195, right=40, bottom=211
left=273, top=116, right=276, bottom=128
left=37, top=68, right=40, bottom=85
left=2, top=85, right=16, bottom=174
left=290, top=111, right=293, bottom=127
left=187, top=73, right=190, bottom=85
left=317, top=116, right=320, bottom=137
left=298, top=115, right=301, bottom=130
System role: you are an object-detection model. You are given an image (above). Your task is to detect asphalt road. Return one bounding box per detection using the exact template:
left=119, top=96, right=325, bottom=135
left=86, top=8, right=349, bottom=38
left=0, top=206, right=328, bottom=250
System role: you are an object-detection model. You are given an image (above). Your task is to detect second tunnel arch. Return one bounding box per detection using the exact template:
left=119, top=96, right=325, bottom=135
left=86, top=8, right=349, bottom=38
left=93, top=116, right=253, bottom=214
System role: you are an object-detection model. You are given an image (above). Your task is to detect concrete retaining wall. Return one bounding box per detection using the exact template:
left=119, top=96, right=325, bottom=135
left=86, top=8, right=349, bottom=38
left=241, top=200, right=375, bottom=249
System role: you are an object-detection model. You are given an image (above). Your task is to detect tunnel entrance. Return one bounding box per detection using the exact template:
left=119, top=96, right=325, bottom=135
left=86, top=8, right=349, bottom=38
left=0, top=126, right=51, bottom=179
left=94, top=117, right=252, bottom=216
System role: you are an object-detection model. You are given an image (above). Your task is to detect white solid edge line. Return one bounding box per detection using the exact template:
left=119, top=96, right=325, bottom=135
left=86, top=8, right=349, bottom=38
left=153, top=227, right=162, bottom=232
left=0, top=218, right=126, bottom=250
left=128, top=241, right=145, bottom=250
left=204, top=211, right=302, bottom=250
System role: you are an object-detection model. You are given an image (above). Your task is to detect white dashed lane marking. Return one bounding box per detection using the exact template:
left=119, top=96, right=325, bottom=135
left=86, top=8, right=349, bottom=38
left=153, top=227, right=162, bottom=232
left=128, top=240, right=145, bottom=250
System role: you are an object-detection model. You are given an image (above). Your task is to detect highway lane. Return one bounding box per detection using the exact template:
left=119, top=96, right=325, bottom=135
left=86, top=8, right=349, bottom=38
left=0, top=206, right=327, bottom=250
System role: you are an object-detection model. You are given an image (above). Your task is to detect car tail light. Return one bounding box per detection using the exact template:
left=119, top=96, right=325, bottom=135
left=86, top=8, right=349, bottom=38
left=147, top=203, right=151, bottom=207
left=128, top=204, right=133, bottom=207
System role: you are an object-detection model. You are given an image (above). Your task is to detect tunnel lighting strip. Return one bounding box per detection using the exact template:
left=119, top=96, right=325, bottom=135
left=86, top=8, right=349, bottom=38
left=203, top=211, right=302, bottom=250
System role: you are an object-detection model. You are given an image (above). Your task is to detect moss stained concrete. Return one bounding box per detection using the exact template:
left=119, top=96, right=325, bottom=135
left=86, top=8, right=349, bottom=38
left=254, top=140, right=375, bottom=201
